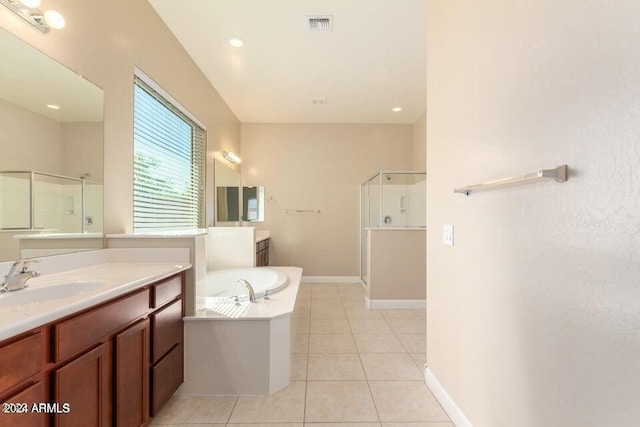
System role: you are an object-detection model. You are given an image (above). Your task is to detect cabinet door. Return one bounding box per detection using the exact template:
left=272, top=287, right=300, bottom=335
left=54, top=342, right=111, bottom=427
left=0, top=381, right=47, bottom=427
left=115, top=319, right=149, bottom=427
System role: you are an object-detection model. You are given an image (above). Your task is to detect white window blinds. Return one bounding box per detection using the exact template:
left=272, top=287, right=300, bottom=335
left=133, top=77, right=205, bottom=231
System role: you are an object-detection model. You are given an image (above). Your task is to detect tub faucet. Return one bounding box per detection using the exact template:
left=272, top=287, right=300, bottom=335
left=237, top=279, right=256, bottom=303
left=1, top=260, right=40, bottom=293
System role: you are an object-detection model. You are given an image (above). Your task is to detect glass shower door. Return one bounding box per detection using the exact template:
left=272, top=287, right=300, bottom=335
left=360, top=181, right=369, bottom=284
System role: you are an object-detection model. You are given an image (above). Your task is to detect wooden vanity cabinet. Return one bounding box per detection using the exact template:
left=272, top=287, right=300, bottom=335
left=115, top=319, right=150, bottom=427
left=150, top=281, right=184, bottom=417
left=2, top=381, right=47, bottom=427
left=54, top=342, right=112, bottom=427
left=0, top=272, right=185, bottom=427
left=256, top=238, right=270, bottom=266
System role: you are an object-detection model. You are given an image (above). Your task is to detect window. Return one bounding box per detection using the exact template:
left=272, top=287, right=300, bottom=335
left=133, top=76, right=205, bottom=231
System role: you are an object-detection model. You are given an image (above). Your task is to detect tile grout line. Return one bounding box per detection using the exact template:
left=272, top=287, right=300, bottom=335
left=341, top=290, right=382, bottom=424
left=225, top=395, right=240, bottom=424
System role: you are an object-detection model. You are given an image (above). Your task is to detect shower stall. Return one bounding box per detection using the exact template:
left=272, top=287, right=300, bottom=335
left=360, top=172, right=426, bottom=308
left=0, top=170, right=102, bottom=232
left=0, top=171, right=104, bottom=260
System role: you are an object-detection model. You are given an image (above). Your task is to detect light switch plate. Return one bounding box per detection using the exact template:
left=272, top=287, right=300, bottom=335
left=443, top=224, right=454, bottom=246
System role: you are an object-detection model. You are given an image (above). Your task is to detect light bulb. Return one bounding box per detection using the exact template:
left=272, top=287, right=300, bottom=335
left=228, top=37, right=245, bottom=48
left=43, top=10, right=65, bottom=29
left=391, top=107, right=403, bottom=112
left=20, top=0, right=40, bottom=8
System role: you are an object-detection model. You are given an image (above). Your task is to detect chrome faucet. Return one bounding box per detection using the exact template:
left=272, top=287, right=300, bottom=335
left=237, top=279, right=256, bottom=303
left=1, top=260, right=40, bottom=293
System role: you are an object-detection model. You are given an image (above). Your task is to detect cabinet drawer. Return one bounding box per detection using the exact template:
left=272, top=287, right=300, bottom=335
left=1, top=381, right=47, bottom=427
left=55, top=289, right=150, bottom=361
left=153, top=275, right=182, bottom=308
left=152, top=299, right=183, bottom=363
left=151, top=344, right=183, bottom=416
left=0, top=333, right=42, bottom=396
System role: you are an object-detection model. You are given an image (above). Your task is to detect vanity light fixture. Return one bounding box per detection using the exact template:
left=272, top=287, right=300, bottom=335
left=228, top=37, right=245, bottom=48
left=19, top=0, right=40, bottom=8
left=43, top=9, right=64, bottom=29
left=223, top=151, right=242, bottom=164
left=46, top=104, right=60, bottom=110
left=0, top=0, right=65, bottom=33
left=391, top=107, right=403, bottom=112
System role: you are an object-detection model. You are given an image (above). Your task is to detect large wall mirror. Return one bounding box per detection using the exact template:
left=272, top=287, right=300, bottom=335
left=214, top=159, right=264, bottom=224
left=0, top=27, right=104, bottom=262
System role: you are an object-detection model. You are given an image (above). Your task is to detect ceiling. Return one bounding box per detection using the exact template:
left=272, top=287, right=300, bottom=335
left=148, top=0, right=426, bottom=124
left=0, top=28, right=103, bottom=122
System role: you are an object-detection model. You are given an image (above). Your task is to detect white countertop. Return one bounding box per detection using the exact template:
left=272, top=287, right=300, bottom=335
left=188, top=266, right=301, bottom=321
left=255, top=229, right=270, bottom=243
left=14, top=232, right=104, bottom=240
left=106, top=229, right=207, bottom=238
left=0, top=250, right=191, bottom=341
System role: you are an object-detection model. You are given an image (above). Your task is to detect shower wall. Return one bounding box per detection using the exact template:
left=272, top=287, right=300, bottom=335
left=360, top=171, right=426, bottom=294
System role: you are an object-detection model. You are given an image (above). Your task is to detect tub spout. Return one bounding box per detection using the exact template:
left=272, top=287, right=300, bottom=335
left=237, top=279, right=256, bottom=303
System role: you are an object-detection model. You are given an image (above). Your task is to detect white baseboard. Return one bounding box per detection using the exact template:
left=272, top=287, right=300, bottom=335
left=424, top=367, right=474, bottom=427
left=365, top=297, right=426, bottom=309
left=301, top=276, right=360, bottom=284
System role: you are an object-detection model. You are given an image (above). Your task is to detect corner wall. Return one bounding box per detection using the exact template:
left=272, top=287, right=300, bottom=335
left=241, top=123, right=413, bottom=276
left=412, top=112, right=426, bottom=171
left=0, top=0, right=240, bottom=233
left=426, top=1, right=640, bottom=426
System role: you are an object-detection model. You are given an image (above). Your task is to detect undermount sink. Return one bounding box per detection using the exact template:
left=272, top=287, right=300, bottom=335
left=0, top=281, right=109, bottom=308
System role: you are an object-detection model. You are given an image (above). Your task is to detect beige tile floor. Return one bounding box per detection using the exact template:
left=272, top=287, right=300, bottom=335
left=151, top=283, right=452, bottom=427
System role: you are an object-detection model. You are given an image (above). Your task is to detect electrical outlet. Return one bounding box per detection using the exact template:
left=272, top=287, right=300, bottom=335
left=443, top=224, right=454, bottom=246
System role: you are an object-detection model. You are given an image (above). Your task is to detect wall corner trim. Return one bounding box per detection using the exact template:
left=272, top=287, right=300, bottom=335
left=365, top=297, right=426, bottom=310
left=424, top=367, right=474, bottom=427
left=301, top=276, right=360, bottom=284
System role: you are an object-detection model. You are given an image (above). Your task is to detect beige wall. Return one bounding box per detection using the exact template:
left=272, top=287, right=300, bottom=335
left=426, top=1, right=640, bottom=426
left=60, top=122, right=103, bottom=183
left=0, top=98, right=61, bottom=172
left=241, top=123, right=413, bottom=276
left=0, top=0, right=240, bottom=233
left=412, top=112, right=426, bottom=171
left=368, top=229, right=425, bottom=300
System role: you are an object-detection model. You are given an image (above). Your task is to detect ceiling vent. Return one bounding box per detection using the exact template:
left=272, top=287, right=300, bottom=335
left=307, top=15, right=333, bottom=32
left=311, top=97, right=327, bottom=105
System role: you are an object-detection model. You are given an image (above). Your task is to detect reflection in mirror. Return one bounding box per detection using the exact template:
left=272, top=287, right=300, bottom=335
left=216, top=187, right=240, bottom=221
left=214, top=159, right=240, bottom=224
left=0, top=28, right=104, bottom=261
left=242, top=186, right=264, bottom=222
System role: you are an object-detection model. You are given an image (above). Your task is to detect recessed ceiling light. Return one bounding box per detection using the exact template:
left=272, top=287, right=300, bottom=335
left=47, top=104, right=60, bottom=110
left=392, top=107, right=403, bottom=112
left=228, top=37, right=245, bottom=48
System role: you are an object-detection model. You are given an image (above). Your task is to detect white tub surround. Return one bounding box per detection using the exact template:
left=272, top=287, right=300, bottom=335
left=106, top=230, right=206, bottom=316
left=180, top=266, right=302, bottom=396
left=0, top=248, right=191, bottom=341
left=205, top=267, right=288, bottom=302
left=364, top=228, right=426, bottom=309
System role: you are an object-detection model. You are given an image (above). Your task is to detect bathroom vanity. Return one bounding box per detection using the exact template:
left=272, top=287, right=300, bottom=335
left=255, top=236, right=270, bottom=266
left=0, top=249, right=191, bottom=426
